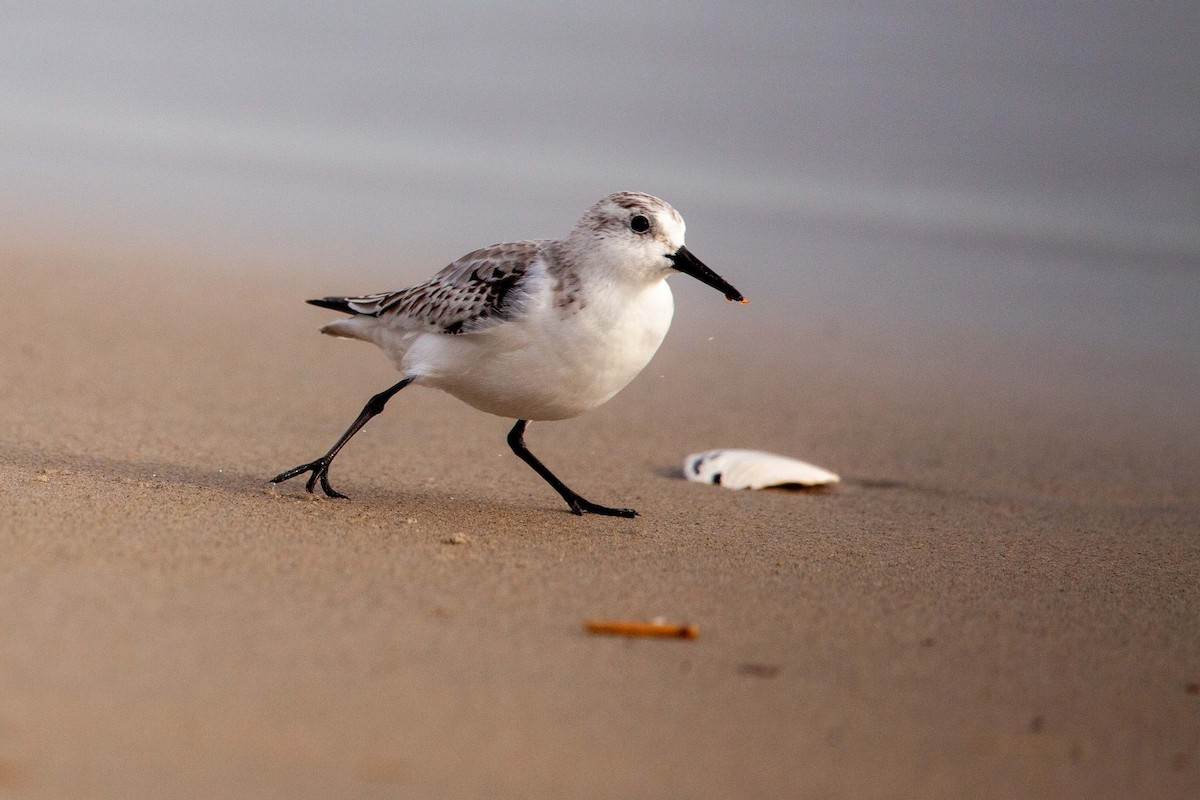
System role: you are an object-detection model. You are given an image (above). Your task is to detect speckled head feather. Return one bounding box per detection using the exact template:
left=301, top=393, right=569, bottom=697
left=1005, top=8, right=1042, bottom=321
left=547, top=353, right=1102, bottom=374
left=556, top=192, right=690, bottom=289
left=570, top=192, right=685, bottom=244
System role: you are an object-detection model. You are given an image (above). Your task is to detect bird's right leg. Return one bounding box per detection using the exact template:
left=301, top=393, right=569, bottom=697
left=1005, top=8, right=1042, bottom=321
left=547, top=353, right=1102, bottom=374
left=270, top=377, right=413, bottom=499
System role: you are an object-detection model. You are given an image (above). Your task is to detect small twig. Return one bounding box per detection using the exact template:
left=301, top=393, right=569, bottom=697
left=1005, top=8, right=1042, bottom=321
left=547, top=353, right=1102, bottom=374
left=584, top=619, right=699, bottom=639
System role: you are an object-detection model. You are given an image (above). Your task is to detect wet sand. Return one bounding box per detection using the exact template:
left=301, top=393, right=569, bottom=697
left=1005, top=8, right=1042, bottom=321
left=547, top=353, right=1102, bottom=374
left=1, top=244, right=1197, bottom=798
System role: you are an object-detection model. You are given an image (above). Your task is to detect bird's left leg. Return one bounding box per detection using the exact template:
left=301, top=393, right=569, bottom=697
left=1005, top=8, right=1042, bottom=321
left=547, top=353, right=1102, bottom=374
left=506, top=420, right=638, bottom=517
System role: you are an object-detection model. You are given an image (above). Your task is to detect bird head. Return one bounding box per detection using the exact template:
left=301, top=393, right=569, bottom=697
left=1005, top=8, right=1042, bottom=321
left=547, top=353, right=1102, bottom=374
left=569, top=192, right=746, bottom=303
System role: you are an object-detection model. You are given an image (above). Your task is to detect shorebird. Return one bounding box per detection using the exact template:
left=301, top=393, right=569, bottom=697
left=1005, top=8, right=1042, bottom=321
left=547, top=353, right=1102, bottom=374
left=271, top=191, right=746, bottom=516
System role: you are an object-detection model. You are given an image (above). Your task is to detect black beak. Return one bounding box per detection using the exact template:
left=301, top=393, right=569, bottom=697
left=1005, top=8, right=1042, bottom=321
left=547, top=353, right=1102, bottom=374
left=666, top=246, right=747, bottom=303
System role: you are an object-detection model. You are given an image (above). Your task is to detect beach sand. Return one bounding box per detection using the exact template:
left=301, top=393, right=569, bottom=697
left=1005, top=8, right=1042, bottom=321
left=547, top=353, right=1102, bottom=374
left=1, top=244, right=1197, bottom=798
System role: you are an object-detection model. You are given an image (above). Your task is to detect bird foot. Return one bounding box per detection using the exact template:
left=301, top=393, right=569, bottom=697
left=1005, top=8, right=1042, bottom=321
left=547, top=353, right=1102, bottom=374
left=270, top=457, right=348, bottom=499
left=568, top=497, right=638, bottom=518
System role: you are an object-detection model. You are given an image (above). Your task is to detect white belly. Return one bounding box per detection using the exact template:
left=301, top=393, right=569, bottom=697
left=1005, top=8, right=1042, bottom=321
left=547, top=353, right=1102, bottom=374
left=402, top=280, right=674, bottom=421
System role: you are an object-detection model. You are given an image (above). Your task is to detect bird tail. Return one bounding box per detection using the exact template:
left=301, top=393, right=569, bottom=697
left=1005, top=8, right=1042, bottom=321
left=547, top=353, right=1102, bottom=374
left=307, top=297, right=356, bottom=314
left=317, top=318, right=372, bottom=341
left=306, top=297, right=379, bottom=340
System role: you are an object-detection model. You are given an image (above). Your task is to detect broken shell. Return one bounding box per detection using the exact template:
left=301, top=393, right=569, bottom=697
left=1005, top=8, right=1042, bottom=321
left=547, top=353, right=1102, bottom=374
left=684, top=449, right=840, bottom=490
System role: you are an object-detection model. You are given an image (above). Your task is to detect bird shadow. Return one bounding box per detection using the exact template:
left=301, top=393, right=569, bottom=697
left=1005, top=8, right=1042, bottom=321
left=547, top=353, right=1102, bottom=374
left=1, top=441, right=273, bottom=498
left=0, top=441, right=618, bottom=520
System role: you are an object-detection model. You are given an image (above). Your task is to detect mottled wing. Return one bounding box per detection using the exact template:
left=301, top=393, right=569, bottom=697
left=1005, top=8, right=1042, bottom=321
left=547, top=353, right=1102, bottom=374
left=322, top=241, right=544, bottom=335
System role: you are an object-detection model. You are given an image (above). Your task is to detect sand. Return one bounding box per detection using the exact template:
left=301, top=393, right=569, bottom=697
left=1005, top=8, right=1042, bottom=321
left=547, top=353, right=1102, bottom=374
left=1, top=244, right=1197, bottom=798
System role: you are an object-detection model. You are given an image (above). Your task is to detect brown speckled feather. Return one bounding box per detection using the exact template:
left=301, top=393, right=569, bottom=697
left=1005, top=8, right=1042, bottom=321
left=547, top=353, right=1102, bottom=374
left=313, top=241, right=544, bottom=335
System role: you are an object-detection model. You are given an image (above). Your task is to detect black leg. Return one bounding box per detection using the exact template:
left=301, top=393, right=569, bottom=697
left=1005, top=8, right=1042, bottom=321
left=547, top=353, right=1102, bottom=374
left=506, top=420, right=637, bottom=517
left=270, top=377, right=413, bottom=498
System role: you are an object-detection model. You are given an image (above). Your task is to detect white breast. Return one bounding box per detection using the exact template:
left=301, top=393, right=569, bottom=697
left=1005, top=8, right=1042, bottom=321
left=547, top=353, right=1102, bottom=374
left=404, top=278, right=675, bottom=421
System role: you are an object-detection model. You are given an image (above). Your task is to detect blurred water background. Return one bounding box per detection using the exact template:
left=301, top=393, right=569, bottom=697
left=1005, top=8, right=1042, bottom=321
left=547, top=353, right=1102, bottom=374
left=3, top=1, right=1198, bottom=360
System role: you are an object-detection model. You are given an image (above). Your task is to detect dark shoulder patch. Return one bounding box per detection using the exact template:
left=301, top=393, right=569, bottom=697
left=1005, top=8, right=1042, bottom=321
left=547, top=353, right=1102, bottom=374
left=439, top=265, right=529, bottom=335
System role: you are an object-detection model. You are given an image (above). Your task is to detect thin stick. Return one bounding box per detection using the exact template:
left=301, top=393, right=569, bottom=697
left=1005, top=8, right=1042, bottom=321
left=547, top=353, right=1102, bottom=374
left=584, top=619, right=699, bottom=639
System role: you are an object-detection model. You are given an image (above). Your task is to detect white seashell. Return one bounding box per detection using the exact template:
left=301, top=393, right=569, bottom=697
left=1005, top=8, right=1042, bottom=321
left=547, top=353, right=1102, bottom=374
left=684, top=449, right=840, bottom=490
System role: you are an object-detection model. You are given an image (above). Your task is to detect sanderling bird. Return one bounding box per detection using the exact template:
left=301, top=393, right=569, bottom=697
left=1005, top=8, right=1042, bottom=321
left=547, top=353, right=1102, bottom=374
left=271, top=191, right=746, bottom=517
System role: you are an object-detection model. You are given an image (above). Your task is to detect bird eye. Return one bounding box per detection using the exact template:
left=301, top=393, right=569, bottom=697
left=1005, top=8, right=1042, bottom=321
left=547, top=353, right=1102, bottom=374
left=629, top=214, right=651, bottom=233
